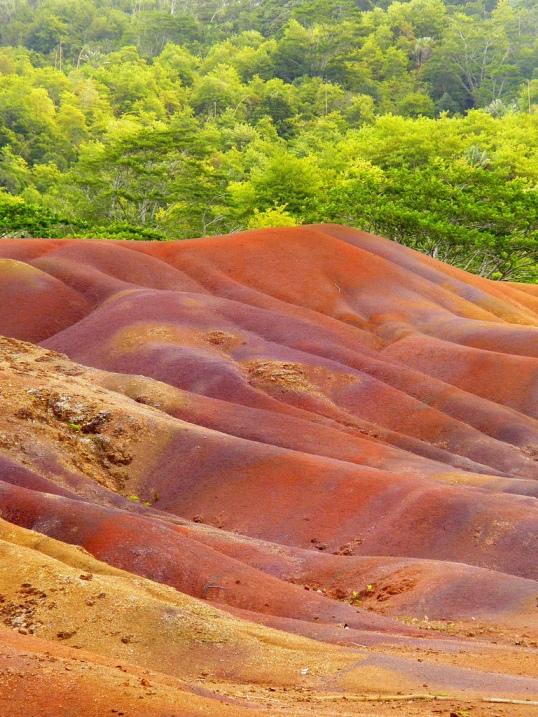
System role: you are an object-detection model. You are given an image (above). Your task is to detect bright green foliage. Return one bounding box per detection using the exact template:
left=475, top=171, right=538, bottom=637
left=248, top=205, right=298, bottom=229
left=230, top=152, right=324, bottom=218
left=73, top=222, right=167, bottom=241
left=0, top=0, right=536, bottom=278
left=60, top=115, right=224, bottom=238
left=320, top=159, right=538, bottom=280
left=0, top=190, right=79, bottom=238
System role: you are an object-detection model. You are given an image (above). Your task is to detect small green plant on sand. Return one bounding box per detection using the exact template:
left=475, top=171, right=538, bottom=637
left=128, top=494, right=152, bottom=506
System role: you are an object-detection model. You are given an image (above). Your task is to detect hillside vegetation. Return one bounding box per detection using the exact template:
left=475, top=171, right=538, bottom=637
left=0, top=0, right=537, bottom=278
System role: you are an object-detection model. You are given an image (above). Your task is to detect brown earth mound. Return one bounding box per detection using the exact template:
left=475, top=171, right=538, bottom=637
left=0, top=225, right=537, bottom=715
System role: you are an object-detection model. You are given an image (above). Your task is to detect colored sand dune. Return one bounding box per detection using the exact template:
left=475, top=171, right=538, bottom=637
left=0, top=225, right=537, bottom=716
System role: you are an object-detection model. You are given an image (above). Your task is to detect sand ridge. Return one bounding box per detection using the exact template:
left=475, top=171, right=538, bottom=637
left=0, top=226, right=537, bottom=713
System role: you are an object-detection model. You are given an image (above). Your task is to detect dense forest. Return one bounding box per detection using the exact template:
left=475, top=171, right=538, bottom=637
left=0, top=0, right=537, bottom=279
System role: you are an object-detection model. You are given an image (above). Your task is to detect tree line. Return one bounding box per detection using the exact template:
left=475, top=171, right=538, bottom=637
left=0, top=0, right=537, bottom=280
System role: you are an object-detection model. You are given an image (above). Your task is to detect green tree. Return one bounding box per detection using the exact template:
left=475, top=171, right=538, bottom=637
left=0, top=189, right=79, bottom=238
left=396, top=91, right=435, bottom=117
left=320, top=159, right=538, bottom=280
left=63, top=115, right=223, bottom=238
left=229, top=151, right=325, bottom=221
left=425, top=11, right=521, bottom=108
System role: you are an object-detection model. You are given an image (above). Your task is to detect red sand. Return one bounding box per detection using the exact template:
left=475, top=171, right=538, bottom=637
left=0, top=225, right=538, bottom=713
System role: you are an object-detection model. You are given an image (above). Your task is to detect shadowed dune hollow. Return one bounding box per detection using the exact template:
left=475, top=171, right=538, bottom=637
left=0, top=224, right=537, bottom=716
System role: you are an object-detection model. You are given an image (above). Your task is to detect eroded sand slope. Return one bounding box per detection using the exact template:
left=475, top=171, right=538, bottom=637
left=0, top=225, right=537, bottom=715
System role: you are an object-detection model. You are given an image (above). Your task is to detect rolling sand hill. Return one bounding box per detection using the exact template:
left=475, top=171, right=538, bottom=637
left=0, top=224, right=537, bottom=716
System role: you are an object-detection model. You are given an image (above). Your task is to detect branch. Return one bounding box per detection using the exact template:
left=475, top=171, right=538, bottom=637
left=315, top=693, right=538, bottom=705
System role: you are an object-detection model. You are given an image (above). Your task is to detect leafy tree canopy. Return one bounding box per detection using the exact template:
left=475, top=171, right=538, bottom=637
left=0, top=0, right=536, bottom=278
